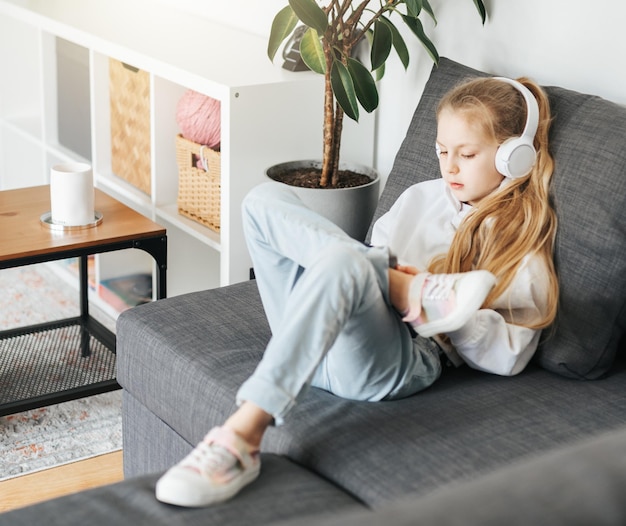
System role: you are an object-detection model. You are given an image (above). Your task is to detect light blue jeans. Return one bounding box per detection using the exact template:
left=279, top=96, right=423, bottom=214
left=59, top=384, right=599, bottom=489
left=236, top=182, right=441, bottom=425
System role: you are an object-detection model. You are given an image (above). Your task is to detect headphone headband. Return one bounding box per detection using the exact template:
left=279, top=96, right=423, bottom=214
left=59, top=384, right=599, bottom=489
left=492, top=77, right=539, bottom=144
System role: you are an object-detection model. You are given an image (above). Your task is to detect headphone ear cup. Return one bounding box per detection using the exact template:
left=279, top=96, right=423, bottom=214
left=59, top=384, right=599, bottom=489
left=495, top=138, right=537, bottom=179
left=435, top=144, right=441, bottom=159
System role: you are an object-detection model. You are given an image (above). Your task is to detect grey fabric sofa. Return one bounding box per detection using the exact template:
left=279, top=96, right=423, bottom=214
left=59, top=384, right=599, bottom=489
left=2, top=57, right=625, bottom=525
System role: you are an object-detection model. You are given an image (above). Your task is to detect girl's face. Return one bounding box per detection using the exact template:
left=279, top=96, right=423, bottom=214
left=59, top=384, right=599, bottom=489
left=436, top=108, right=504, bottom=206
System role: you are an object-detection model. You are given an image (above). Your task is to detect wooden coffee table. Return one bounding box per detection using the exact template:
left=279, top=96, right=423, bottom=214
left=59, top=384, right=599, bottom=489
left=0, top=185, right=167, bottom=416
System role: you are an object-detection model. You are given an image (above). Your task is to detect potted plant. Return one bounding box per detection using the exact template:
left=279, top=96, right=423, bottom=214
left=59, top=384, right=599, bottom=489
left=267, top=0, right=487, bottom=239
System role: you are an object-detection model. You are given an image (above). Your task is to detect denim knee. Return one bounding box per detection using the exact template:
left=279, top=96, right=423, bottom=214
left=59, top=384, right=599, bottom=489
left=243, top=181, right=298, bottom=214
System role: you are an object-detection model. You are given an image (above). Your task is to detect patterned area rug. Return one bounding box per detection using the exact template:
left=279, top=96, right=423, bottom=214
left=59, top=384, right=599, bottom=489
left=0, top=263, right=122, bottom=481
left=0, top=391, right=122, bottom=481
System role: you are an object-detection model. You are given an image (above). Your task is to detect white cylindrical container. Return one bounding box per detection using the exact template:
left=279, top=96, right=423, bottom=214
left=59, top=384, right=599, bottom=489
left=50, top=162, right=94, bottom=226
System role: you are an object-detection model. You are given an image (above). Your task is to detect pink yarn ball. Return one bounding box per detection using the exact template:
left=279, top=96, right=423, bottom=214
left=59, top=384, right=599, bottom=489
left=176, top=90, right=221, bottom=150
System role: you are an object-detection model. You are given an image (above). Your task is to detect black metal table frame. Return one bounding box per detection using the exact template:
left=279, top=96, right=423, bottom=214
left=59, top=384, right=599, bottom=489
left=0, top=234, right=167, bottom=417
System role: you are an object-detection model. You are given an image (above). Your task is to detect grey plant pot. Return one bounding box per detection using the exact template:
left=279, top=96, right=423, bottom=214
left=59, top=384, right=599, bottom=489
left=266, top=160, right=380, bottom=241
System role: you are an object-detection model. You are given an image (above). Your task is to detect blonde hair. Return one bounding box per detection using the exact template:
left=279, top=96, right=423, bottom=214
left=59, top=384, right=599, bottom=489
left=430, top=77, right=559, bottom=330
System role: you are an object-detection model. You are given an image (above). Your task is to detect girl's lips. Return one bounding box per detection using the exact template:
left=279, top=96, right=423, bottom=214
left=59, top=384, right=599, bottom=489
left=449, top=182, right=464, bottom=190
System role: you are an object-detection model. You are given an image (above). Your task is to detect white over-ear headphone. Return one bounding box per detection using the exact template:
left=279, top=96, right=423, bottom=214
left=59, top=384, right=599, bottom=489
left=435, top=77, right=539, bottom=180
left=492, top=77, right=539, bottom=179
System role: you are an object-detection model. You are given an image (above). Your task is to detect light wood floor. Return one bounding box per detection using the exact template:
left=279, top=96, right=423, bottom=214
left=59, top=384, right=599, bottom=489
left=0, top=450, right=124, bottom=513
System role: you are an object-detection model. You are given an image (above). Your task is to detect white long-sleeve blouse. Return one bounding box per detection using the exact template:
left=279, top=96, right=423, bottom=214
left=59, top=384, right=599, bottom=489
left=371, top=178, right=551, bottom=376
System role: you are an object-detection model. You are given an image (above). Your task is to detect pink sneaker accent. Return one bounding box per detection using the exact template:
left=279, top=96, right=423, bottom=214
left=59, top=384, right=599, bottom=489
left=403, top=271, right=496, bottom=338
left=155, top=426, right=260, bottom=507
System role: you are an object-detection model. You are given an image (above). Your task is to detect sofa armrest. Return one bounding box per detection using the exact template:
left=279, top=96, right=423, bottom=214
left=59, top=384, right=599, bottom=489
left=279, top=425, right=626, bottom=526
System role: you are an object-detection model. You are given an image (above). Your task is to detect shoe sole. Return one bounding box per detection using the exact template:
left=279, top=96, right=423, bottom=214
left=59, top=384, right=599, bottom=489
left=416, top=271, right=496, bottom=338
left=155, top=465, right=261, bottom=507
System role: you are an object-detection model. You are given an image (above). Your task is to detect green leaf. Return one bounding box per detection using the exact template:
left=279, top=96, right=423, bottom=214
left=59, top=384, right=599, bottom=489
left=364, top=29, right=385, bottom=80
left=331, top=61, right=359, bottom=121
left=268, top=6, right=299, bottom=61
left=472, top=0, right=487, bottom=24
left=405, top=0, right=423, bottom=18
left=288, top=0, right=328, bottom=34
left=422, top=0, right=437, bottom=25
left=401, top=15, right=439, bottom=64
left=370, top=20, right=393, bottom=71
left=379, top=17, right=409, bottom=70
left=347, top=58, right=379, bottom=113
left=374, top=62, right=385, bottom=82
left=299, top=28, right=326, bottom=74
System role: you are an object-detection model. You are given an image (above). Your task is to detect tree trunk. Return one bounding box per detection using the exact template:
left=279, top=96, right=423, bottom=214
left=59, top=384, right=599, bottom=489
left=320, top=46, right=335, bottom=188
left=331, top=102, right=344, bottom=187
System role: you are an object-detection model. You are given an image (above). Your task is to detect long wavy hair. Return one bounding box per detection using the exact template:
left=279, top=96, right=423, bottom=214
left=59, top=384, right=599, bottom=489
left=429, top=77, right=559, bottom=330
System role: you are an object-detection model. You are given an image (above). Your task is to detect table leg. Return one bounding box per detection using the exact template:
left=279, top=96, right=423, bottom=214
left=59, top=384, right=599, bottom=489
left=79, top=254, right=90, bottom=357
left=133, top=236, right=167, bottom=299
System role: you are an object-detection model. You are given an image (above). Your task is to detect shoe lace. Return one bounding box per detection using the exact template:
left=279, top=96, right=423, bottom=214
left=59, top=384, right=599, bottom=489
left=422, top=274, right=455, bottom=301
left=187, top=441, right=238, bottom=475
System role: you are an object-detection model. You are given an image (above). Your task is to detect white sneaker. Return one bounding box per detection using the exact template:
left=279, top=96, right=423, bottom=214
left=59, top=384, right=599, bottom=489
left=155, top=426, right=261, bottom=507
left=403, top=271, right=496, bottom=338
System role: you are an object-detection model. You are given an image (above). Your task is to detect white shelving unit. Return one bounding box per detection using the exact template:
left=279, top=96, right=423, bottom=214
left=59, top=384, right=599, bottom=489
left=0, top=0, right=374, bottom=305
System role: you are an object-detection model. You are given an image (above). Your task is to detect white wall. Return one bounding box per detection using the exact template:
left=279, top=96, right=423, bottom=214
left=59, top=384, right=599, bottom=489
left=158, top=0, right=626, bottom=182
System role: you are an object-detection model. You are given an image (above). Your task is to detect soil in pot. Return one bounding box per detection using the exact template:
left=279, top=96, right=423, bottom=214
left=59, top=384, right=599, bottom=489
left=269, top=166, right=372, bottom=188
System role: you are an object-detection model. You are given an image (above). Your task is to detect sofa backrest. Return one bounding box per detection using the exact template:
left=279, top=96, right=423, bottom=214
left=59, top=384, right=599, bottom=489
left=371, top=57, right=626, bottom=379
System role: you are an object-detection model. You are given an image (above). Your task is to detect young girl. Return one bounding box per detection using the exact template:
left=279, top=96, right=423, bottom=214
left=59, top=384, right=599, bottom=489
left=156, top=76, right=559, bottom=507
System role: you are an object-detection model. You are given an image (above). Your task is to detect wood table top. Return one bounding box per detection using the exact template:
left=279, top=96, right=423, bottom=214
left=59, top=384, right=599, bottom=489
left=0, top=185, right=166, bottom=263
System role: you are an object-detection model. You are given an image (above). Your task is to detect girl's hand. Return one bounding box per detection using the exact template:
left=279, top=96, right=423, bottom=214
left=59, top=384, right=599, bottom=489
left=388, top=267, right=418, bottom=314
left=394, top=264, right=420, bottom=275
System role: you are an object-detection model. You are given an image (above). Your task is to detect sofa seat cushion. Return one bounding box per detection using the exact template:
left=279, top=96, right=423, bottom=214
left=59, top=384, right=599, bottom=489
left=262, top=358, right=626, bottom=507
left=0, top=454, right=364, bottom=526
left=117, top=281, right=626, bottom=508
left=371, top=57, right=626, bottom=379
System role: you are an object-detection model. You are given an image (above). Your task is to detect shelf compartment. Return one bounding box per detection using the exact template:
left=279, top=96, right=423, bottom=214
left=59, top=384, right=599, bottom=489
left=0, top=125, right=46, bottom=189
left=159, top=219, right=220, bottom=297
left=56, top=37, right=92, bottom=161
left=109, top=58, right=151, bottom=195
left=99, top=272, right=152, bottom=313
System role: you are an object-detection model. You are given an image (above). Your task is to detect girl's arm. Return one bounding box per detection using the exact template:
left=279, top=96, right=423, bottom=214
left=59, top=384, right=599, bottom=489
left=446, top=311, right=541, bottom=376
left=388, top=266, right=419, bottom=314
left=445, top=256, right=551, bottom=376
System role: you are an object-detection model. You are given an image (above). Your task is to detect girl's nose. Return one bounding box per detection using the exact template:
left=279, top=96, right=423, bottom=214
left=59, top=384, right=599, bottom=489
left=443, top=156, right=459, bottom=174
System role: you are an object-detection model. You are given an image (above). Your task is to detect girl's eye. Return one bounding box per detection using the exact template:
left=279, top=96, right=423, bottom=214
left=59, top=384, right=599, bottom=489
left=461, top=153, right=476, bottom=159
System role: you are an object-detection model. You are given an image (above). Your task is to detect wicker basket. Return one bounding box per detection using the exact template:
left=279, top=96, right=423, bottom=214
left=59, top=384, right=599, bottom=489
left=175, top=134, right=221, bottom=232
left=109, top=59, right=151, bottom=195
